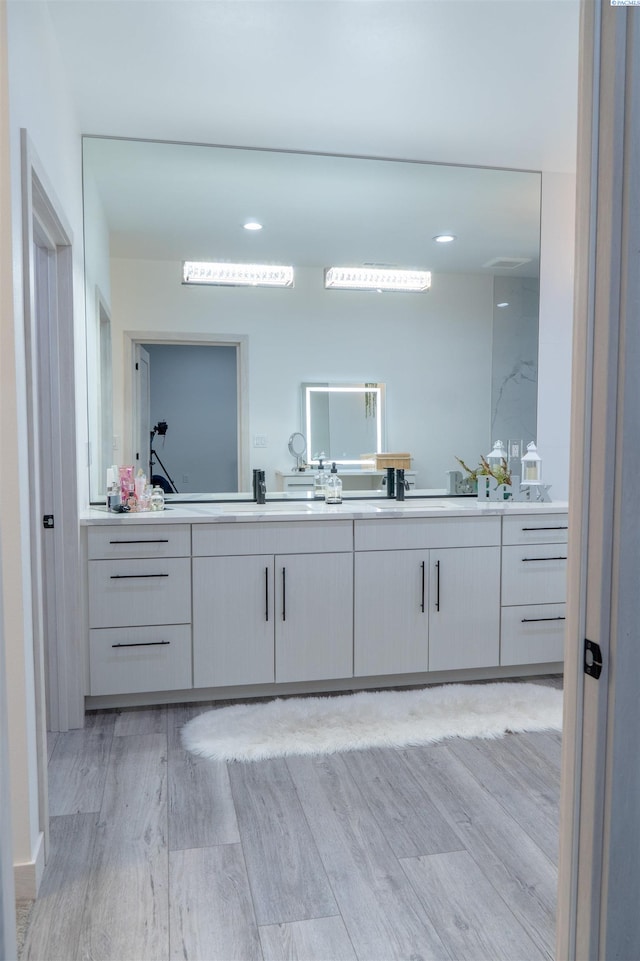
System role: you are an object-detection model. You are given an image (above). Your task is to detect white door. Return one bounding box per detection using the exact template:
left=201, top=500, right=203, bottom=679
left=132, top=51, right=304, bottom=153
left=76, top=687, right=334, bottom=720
left=192, top=555, right=275, bottom=687
left=133, top=343, right=150, bottom=476
left=354, top=549, right=429, bottom=676
left=275, top=552, right=353, bottom=683
left=428, top=547, right=501, bottom=672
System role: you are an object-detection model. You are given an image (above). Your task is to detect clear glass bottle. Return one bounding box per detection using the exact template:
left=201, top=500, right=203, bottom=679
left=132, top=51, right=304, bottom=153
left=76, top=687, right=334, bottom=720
left=150, top=485, right=165, bottom=511
left=314, top=465, right=326, bottom=499
left=325, top=468, right=342, bottom=504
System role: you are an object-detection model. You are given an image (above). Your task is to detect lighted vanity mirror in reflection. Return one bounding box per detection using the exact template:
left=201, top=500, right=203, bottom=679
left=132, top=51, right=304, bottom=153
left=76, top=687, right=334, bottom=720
left=83, top=137, right=541, bottom=502
left=303, top=383, right=384, bottom=466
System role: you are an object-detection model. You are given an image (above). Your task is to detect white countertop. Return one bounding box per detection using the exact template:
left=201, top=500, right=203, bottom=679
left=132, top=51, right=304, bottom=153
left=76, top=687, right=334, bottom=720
left=81, top=496, right=569, bottom=525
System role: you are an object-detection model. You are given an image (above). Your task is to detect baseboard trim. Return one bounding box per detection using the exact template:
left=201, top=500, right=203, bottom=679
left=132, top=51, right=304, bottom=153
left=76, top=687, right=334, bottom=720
left=13, top=831, right=45, bottom=899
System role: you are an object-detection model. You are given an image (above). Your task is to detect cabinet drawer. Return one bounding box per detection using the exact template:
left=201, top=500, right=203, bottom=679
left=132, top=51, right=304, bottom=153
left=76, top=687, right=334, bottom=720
left=354, top=515, right=500, bottom=551
left=502, top=514, right=568, bottom=546
left=500, top=604, right=566, bottom=665
left=192, top=520, right=353, bottom=556
left=88, top=557, right=191, bottom=627
left=88, top=524, right=191, bottom=559
left=89, top=624, right=192, bottom=694
left=501, top=545, right=567, bottom=606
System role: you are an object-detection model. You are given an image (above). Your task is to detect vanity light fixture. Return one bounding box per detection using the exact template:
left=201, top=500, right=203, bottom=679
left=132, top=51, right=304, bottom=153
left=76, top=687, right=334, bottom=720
left=324, top=266, right=431, bottom=292
left=182, top=261, right=294, bottom=288
left=496, top=302, right=510, bottom=308
left=433, top=234, right=456, bottom=244
left=243, top=221, right=263, bottom=231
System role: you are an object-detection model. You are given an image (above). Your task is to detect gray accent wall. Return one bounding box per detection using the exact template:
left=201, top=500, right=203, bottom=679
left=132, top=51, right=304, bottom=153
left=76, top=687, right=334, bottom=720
left=145, top=344, right=238, bottom=493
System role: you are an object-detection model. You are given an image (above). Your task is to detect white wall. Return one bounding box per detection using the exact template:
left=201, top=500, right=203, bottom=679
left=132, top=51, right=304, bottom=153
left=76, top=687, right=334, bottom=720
left=0, top=4, right=18, bottom=951
left=110, top=262, right=495, bottom=491
left=3, top=0, right=85, bottom=893
left=538, top=172, right=577, bottom=500
left=84, top=167, right=112, bottom=496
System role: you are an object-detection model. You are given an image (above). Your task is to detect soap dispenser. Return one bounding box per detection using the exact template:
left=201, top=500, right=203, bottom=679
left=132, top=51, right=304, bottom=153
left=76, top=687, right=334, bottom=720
left=325, top=462, right=342, bottom=504
left=314, top=455, right=326, bottom=499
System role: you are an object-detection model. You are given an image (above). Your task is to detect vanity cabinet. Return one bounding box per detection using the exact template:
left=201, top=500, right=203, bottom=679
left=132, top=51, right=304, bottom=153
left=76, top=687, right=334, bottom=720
left=500, top=513, right=568, bottom=665
left=82, top=506, right=566, bottom=707
left=192, top=521, right=353, bottom=687
left=87, top=524, right=193, bottom=695
left=354, top=516, right=501, bottom=676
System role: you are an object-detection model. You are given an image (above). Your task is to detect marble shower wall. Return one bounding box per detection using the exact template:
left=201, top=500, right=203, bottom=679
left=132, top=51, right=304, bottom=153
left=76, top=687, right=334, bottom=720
left=491, top=276, right=539, bottom=454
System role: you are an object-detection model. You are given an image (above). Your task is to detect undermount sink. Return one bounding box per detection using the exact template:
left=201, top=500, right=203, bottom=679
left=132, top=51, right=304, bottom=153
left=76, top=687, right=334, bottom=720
left=371, top=499, right=454, bottom=511
left=222, top=501, right=314, bottom=513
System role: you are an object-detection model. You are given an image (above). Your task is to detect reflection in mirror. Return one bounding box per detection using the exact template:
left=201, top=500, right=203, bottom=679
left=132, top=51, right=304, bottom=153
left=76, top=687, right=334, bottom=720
left=287, top=431, right=307, bottom=470
left=303, top=383, right=384, bottom=466
left=83, top=137, right=541, bottom=501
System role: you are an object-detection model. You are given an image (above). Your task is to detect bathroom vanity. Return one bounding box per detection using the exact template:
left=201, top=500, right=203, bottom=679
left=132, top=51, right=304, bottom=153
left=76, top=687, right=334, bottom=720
left=81, top=500, right=567, bottom=707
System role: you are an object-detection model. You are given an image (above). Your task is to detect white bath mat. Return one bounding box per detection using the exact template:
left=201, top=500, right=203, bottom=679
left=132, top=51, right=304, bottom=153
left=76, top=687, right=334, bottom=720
left=181, top=681, right=563, bottom=762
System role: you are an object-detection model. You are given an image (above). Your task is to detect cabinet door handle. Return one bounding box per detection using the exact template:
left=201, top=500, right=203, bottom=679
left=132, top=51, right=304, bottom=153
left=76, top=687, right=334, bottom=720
left=282, top=567, right=286, bottom=622
left=435, top=560, right=440, bottom=612
left=111, top=640, right=170, bottom=648
left=521, top=556, right=567, bottom=563
left=521, top=616, right=566, bottom=623
left=109, top=538, right=170, bottom=545
left=420, top=561, right=425, bottom=613
left=521, top=526, right=568, bottom=532
left=265, top=567, right=269, bottom=621
left=110, top=573, right=169, bottom=579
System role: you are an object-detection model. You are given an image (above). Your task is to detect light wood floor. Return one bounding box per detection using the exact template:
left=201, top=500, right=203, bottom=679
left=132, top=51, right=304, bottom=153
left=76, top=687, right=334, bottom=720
left=22, top=683, right=561, bottom=961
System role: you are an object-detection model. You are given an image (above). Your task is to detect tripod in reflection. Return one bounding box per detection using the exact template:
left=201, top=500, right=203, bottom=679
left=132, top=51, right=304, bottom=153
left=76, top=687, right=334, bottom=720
left=149, top=421, right=179, bottom=493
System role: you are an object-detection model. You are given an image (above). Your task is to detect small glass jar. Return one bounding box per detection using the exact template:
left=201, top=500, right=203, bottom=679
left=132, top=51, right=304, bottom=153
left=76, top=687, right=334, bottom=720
left=150, top=486, right=165, bottom=511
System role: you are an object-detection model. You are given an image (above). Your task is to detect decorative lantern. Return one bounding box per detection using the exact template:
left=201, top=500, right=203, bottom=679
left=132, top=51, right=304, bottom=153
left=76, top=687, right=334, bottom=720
left=486, top=440, right=506, bottom=471
left=521, top=442, right=542, bottom=484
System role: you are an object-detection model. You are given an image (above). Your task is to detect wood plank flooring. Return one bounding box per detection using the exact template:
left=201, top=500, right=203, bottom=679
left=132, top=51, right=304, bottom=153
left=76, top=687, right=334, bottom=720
left=22, top=683, right=562, bottom=961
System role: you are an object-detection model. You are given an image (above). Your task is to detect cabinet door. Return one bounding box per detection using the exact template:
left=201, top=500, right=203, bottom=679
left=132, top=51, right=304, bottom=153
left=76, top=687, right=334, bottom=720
left=275, top=552, right=353, bottom=683
left=354, top=549, right=429, bottom=676
left=428, top=546, right=500, bottom=672
left=193, top=555, right=274, bottom=687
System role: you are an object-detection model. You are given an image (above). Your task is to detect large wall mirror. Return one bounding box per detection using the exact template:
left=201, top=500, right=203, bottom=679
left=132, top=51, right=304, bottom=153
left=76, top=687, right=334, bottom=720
left=83, top=137, right=541, bottom=501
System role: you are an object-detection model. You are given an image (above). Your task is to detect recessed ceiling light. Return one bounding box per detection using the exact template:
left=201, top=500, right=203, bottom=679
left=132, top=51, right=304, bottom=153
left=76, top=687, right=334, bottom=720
left=497, top=302, right=510, bottom=308
left=243, top=221, right=263, bottom=231
left=433, top=234, right=456, bottom=244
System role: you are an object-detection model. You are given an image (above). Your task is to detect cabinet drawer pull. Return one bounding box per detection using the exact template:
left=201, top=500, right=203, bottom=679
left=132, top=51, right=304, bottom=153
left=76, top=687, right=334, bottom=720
left=109, top=573, right=170, bottom=579
left=521, top=616, right=566, bottom=623
left=111, top=641, right=170, bottom=648
left=265, top=567, right=269, bottom=622
left=420, top=560, right=425, bottom=613
left=521, top=526, right=568, bottom=532
left=282, top=567, right=286, bottom=622
left=435, top=560, right=440, bottom=612
left=108, top=538, right=170, bottom=544
left=521, top=556, right=567, bottom=563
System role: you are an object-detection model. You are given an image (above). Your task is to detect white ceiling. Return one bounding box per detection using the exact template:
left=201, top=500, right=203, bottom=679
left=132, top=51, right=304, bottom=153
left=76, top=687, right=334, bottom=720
left=48, top=0, right=580, bottom=271
left=47, top=0, right=580, bottom=173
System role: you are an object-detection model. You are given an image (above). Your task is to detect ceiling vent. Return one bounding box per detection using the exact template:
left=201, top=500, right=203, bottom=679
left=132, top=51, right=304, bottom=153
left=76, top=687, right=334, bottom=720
left=482, top=256, right=532, bottom=270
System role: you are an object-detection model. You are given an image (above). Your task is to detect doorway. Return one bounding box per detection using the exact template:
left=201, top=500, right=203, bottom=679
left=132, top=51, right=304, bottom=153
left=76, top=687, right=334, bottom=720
left=126, top=331, right=249, bottom=493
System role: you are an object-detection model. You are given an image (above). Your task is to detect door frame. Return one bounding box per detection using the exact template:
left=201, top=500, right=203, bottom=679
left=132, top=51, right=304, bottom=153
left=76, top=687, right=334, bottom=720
left=557, top=3, right=640, bottom=957
left=21, top=130, right=83, bottom=753
left=124, top=330, right=250, bottom=491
